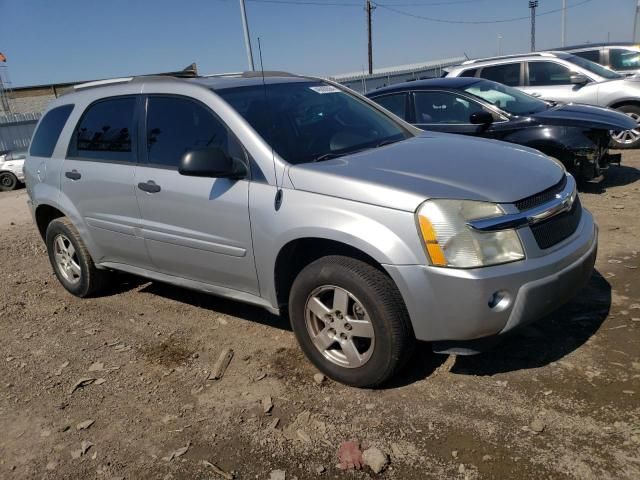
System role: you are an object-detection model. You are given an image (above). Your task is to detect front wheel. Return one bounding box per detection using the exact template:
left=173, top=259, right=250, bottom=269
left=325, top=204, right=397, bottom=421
left=0, top=172, right=18, bottom=191
left=611, top=105, right=640, bottom=149
left=289, top=255, right=414, bottom=388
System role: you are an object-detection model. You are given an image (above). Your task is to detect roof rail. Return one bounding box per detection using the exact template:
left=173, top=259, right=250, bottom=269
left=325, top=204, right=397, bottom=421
left=73, top=77, right=134, bottom=90
left=462, top=51, right=556, bottom=65
left=202, top=70, right=299, bottom=79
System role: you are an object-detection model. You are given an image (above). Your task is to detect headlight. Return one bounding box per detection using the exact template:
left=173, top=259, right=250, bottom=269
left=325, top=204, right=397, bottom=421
left=417, top=199, right=524, bottom=268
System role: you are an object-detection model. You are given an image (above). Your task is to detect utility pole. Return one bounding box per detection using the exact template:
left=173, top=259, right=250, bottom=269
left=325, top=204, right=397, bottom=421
left=561, top=0, right=567, bottom=47
left=239, top=0, right=255, bottom=71
left=529, top=1, right=538, bottom=52
left=497, top=34, right=503, bottom=55
left=366, top=1, right=375, bottom=75
left=633, top=0, right=640, bottom=43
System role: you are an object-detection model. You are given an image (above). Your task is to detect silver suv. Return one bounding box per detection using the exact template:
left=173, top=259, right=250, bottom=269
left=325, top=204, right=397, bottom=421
left=555, top=43, right=640, bottom=76
left=446, top=51, right=640, bottom=148
left=24, top=72, right=597, bottom=387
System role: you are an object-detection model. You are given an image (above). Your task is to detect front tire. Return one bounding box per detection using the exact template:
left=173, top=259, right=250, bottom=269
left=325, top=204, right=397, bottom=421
left=0, top=172, right=18, bottom=191
left=289, top=255, right=414, bottom=388
left=611, top=105, right=640, bottom=149
left=45, top=218, right=109, bottom=297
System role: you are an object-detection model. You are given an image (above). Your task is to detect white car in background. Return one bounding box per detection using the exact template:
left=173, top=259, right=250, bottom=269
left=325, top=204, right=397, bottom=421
left=0, top=149, right=27, bottom=191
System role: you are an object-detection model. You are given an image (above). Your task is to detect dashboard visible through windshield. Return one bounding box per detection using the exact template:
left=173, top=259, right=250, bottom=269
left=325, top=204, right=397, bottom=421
left=216, top=81, right=411, bottom=164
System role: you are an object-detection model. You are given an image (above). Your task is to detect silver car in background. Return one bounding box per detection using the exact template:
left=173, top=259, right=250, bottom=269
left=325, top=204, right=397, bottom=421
left=446, top=51, right=640, bottom=149
left=555, top=42, right=640, bottom=77
left=0, top=149, right=26, bottom=191
left=24, top=72, right=597, bottom=387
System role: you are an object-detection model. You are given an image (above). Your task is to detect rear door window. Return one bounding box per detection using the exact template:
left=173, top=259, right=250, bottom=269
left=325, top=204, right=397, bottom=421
left=528, top=61, right=572, bottom=86
left=29, top=104, right=74, bottom=157
left=478, top=63, right=521, bottom=86
left=459, top=68, right=478, bottom=78
left=572, top=49, right=600, bottom=63
left=70, top=97, right=137, bottom=162
left=372, top=93, right=408, bottom=120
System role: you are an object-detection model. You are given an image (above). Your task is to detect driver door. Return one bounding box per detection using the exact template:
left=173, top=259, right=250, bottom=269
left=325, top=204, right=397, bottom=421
left=135, top=95, right=259, bottom=295
left=521, top=60, right=586, bottom=103
left=411, top=90, right=505, bottom=136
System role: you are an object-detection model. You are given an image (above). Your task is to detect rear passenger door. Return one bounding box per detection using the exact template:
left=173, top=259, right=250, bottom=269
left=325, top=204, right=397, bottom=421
left=135, top=95, right=259, bottom=295
left=477, top=62, right=523, bottom=87
left=62, top=96, right=150, bottom=267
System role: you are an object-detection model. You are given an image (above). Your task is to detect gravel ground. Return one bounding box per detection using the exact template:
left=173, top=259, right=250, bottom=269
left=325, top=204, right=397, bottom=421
left=0, top=152, right=639, bottom=480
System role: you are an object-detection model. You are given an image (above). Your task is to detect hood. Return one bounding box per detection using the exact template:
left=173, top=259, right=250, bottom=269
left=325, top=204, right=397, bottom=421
left=288, top=133, right=564, bottom=212
left=530, top=103, right=636, bottom=131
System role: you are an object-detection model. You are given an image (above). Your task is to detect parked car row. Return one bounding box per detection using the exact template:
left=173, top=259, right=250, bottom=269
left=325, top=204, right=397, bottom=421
left=0, top=148, right=26, bottom=191
left=445, top=51, right=640, bottom=149
left=25, top=72, right=598, bottom=387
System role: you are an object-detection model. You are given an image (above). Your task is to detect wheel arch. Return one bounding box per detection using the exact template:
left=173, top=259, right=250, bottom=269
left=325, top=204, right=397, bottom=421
left=273, top=237, right=397, bottom=310
left=35, top=203, right=66, bottom=240
left=607, top=99, right=640, bottom=110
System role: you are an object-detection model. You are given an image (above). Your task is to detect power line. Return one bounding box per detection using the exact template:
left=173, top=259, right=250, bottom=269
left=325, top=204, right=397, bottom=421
left=225, top=0, right=487, bottom=7
left=375, top=0, right=595, bottom=25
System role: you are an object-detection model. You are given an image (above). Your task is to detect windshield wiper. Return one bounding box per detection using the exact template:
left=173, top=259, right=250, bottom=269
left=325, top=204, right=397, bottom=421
left=376, top=137, right=403, bottom=148
left=312, top=152, right=349, bottom=163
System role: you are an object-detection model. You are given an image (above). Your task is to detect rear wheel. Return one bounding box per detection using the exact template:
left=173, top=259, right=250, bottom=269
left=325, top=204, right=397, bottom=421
left=0, top=172, right=18, bottom=191
left=611, top=105, right=640, bottom=149
left=289, top=255, right=414, bottom=387
left=45, top=217, right=109, bottom=297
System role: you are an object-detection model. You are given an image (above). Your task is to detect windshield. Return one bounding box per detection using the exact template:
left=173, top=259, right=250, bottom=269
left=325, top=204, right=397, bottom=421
left=563, top=53, right=622, bottom=80
left=216, top=81, right=410, bottom=164
left=464, top=79, right=548, bottom=115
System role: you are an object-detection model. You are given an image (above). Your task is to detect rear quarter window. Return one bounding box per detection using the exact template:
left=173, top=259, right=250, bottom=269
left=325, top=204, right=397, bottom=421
left=29, top=104, right=74, bottom=158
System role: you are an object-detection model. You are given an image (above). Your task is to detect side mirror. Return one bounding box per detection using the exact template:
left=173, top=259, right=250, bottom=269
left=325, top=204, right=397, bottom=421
left=570, top=73, right=589, bottom=85
left=179, top=147, right=247, bottom=179
left=469, top=111, right=494, bottom=125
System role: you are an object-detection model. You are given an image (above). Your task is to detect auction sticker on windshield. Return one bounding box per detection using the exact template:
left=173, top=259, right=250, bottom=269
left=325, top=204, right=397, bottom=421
left=309, top=85, right=341, bottom=94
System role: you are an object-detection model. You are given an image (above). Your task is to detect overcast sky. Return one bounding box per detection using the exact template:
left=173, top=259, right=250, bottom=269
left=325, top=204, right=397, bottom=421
left=0, top=0, right=635, bottom=87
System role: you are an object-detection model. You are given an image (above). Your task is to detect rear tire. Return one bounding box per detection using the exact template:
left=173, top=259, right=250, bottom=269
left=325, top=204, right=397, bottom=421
left=289, top=255, right=415, bottom=388
left=0, top=172, right=18, bottom=191
left=611, top=105, right=640, bottom=149
left=45, top=217, right=109, bottom=298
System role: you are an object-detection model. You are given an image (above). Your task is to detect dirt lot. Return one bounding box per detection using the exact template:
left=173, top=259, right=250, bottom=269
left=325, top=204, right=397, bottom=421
left=1, top=153, right=639, bottom=480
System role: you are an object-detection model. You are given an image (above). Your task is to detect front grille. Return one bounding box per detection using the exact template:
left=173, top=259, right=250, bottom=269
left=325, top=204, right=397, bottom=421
left=515, top=175, right=567, bottom=211
left=530, top=197, right=582, bottom=249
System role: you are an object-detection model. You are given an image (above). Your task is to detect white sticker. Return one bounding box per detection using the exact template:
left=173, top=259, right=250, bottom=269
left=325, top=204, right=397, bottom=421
left=309, top=85, right=341, bottom=94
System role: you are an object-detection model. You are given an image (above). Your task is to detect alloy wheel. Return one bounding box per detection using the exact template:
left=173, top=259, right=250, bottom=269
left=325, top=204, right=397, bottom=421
left=53, top=234, right=81, bottom=284
left=304, top=285, right=375, bottom=368
left=612, top=112, right=640, bottom=145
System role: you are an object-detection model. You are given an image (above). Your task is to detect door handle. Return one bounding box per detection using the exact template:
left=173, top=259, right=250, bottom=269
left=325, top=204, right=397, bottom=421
left=137, top=180, right=161, bottom=193
left=530, top=92, right=541, bottom=98
left=65, top=170, right=81, bottom=180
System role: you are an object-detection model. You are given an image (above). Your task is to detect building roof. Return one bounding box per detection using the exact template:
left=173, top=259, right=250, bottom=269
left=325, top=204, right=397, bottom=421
left=329, top=57, right=467, bottom=82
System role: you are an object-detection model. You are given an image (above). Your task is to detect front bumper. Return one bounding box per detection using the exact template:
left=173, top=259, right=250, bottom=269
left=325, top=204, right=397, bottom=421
left=385, top=209, right=597, bottom=342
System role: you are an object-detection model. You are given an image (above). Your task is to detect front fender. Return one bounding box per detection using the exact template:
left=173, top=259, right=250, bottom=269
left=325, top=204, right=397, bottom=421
left=249, top=184, right=426, bottom=308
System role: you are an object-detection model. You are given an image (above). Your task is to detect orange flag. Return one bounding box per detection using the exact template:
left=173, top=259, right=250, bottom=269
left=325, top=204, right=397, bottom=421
left=0, top=52, right=6, bottom=62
